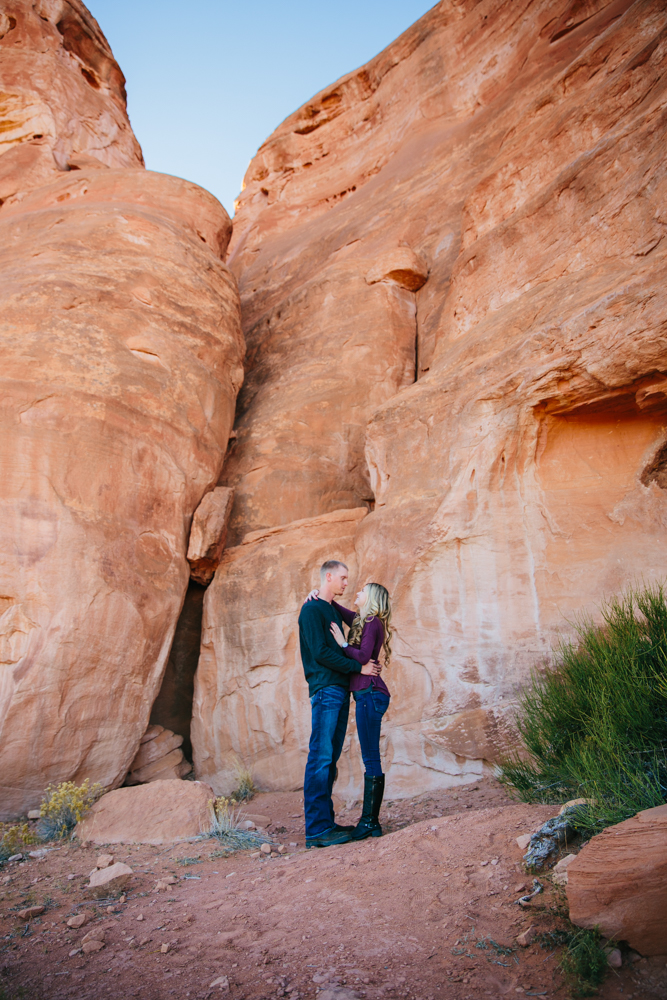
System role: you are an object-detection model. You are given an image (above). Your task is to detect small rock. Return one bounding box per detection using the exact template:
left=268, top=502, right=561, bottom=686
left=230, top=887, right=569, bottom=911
left=155, top=874, right=178, bottom=891
left=250, top=852, right=261, bottom=859
left=260, top=843, right=271, bottom=855
left=516, top=834, right=531, bottom=850
left=29, top=849, right=48, bottom=858
left=27, top=810, right=41, bottom=820
left=8, top=854, right=22, bottom=863
left=96, top=854, right=114, bottom=869
left=240, top=820, right=256, bottom=830
left=68, top=948, right=81, bottom=958
left=67, top=874, right=77, bottom=880
left=18, top=905, right=45, bottom=920
left=559, top=798, right=589, bottom=814
left=82, top=939, right=104, bottom=954
left=553, top=853, right=577, bottom=873
left=210, top=975, right=230, bottom=990
left=270, top=851, right=279, bottom=858
left=139, top=937, right=151, bottom=946
left=514, top=883, right=527, bottom=892
left=82, top=928, right=105, bottom=944
left=606, top=948, right=623, bottom=968
left=517, top=926, right=538, bottom=947
left=289, top=842, right=298, bottom=847
left=106, top=905, right=118, bottom=913
left=136, top=914, right=144, bottom=921
left=552, top=853, right=578, bottom=886
left=277, top=845, right=287, bottom=854
left=87, top=862, right=132, bottom=897
left=160, top=942, right=170, bottom=954
left=491, top=858, right=499, bottom=865
left=119, top=894, right=126, bottom=903
left=67, top=914, right=88, bottom=929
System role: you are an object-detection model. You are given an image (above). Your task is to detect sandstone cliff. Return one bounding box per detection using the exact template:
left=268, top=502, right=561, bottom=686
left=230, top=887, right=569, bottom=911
left=193, top=0, right=667, bottom=797
left=0, top=1, right=244, bottom=817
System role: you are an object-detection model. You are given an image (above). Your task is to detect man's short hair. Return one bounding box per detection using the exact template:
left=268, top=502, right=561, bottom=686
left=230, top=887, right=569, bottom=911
left=320, top=559, right=348, bottom=579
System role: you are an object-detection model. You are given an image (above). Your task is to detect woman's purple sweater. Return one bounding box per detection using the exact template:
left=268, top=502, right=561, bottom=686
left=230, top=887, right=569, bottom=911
left=332, top=602, right=391, bottom=697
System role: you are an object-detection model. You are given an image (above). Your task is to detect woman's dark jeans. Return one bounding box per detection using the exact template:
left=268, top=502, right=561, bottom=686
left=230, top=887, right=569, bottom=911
left=304, top=685, right=350, bottom=838
left=354, top=687, right=390, bottom=777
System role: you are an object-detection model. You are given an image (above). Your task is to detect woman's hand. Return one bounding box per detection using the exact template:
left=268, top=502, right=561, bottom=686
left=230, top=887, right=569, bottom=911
left=361, top=660, right=382, bottom=676
left=305, top=588, right=320, bottom=602
left=329, top=622, right=346, bottom=647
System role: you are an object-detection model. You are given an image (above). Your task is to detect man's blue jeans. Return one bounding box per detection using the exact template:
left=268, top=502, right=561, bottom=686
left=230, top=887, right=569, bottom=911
left=304, top=684, right=350, bottom=838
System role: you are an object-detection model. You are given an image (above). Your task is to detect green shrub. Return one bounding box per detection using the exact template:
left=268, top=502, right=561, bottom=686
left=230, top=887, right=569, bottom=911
left=500, top=582, right=667, bottom=834
left=559, top=926, right=609, bottom=997
left=36, top=779, right=105, bottom=840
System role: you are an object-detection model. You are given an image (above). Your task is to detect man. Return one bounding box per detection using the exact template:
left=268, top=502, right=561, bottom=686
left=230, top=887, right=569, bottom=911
left=298, top=559, right=381, bottom=848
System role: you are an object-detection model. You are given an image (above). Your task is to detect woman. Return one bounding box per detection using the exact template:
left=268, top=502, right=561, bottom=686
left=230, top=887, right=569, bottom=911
left=307, top=582, right=392, bottom=839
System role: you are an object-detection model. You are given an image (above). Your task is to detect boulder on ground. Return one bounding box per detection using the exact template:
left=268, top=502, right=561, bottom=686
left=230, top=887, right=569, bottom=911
left=87, top=862, right=132, bottom=897
left=567, top=804, right=667, bottom=955
left=75, top=780, right=216, bottom=845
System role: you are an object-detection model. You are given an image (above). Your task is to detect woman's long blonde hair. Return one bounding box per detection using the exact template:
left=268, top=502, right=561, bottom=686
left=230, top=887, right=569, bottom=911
left=347, top=582, right=392, bottom=665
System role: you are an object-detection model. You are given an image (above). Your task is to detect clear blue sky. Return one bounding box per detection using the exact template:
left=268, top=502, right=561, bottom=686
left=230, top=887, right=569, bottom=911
left=85, top=1, right=436, bottom=216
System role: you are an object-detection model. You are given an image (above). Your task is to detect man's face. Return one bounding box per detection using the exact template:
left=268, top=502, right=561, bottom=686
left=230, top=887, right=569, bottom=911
left=329, top=567, right=348, bottom=597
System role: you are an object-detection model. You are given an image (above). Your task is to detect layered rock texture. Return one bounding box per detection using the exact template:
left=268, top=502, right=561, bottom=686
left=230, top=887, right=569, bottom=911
left=125, top=724, right=192, bottom=785
left=194, top=0, right=667, bottom=796
left=567, top=804, right=667, bottom=955
left=0, top=1, right=243, bottom=818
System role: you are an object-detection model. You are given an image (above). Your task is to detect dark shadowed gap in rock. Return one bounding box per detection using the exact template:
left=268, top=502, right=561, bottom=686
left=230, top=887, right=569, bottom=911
left=641, top=440, right=667, bottom=489
left=149, top=581, right=206, bottom=761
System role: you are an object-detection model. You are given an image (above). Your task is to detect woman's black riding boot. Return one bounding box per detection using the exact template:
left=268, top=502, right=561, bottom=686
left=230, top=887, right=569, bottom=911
left=351, top=774, right=385, bottom=840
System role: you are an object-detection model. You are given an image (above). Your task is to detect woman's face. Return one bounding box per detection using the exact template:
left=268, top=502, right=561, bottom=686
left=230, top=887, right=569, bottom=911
left=354, top=585, right=368, bottom=609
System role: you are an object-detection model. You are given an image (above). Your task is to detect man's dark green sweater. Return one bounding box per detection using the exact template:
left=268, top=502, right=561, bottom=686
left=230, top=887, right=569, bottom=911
left=298, top=598, right=361, bottom=696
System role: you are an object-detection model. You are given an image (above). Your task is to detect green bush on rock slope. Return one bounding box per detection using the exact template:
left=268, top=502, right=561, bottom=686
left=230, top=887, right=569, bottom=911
left=500, top=581, right=667, bottom=836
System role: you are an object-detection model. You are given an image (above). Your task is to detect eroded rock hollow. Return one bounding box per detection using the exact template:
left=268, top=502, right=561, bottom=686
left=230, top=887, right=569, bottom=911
left=193, top=0, right=667, bottom=797
left=0, top=0, right=243, bottom=817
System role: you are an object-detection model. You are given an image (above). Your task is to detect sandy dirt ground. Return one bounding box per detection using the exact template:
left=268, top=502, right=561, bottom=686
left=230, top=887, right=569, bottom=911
left=1, top=779, right=665, bottom=1000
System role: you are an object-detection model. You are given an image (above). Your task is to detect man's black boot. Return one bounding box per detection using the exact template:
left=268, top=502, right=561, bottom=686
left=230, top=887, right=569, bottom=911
left=306, top=827, right=353, bottom=849
left=351, top=774, right=385, bottom=840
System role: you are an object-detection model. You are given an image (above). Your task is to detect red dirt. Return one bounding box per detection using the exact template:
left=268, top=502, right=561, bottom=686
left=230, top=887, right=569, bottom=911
left=2, top=780, right=665, bottom=1000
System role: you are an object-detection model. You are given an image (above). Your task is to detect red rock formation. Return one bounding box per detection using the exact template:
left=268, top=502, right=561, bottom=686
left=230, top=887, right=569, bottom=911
left=0, top=0, right=142, bottom=203
left=0, top=4, right=243, bottom=817
left=567, top=804, right=667, bottom=955
left=193, top=0, right=667, bottom=796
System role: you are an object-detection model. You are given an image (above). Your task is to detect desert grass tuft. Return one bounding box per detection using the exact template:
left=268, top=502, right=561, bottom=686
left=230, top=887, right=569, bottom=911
left=500, top=581, right=667, bottom=834
left=229, top=755, right=257, bottom=802
left=210, top=795, right=269, bottom=852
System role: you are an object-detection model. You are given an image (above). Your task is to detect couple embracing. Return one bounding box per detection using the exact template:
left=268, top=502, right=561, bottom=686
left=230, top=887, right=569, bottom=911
left=298, top=560, right=392, bottom=849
